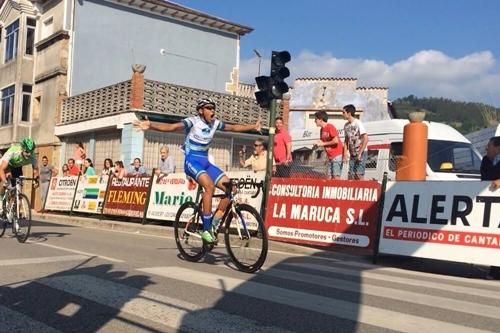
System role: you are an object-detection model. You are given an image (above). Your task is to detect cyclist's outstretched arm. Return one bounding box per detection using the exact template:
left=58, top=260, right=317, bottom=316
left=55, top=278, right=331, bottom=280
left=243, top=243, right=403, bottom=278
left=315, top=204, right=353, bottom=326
left=224, top=120, right=261, bottom=133
left=134, top=119, right=184, bottom=132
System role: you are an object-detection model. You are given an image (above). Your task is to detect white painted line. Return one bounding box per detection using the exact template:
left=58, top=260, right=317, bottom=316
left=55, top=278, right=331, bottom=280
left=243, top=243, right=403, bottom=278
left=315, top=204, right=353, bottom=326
left=34, top=243, right=124, bottom=263
left=37, top=274, right=292, bottom=333
left=139, top=266, right=492, bottom=333
left=283, top=263, right=500, bottom=300
left=262, top=267, right=500, bottom=319
left=0, top=304, right=62, bottom=333
left=0, top=255, right=90, bottom=266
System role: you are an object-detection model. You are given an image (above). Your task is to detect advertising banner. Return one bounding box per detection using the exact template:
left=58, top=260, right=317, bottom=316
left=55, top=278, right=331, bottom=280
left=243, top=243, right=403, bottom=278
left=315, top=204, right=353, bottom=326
left=44, top=176, right=79, bottom=211
left=146, top=173, right=199, bottom=221
left=265, top=178, right=381, bottom=249
left=103, top=175, right=151, bottom=218
left=146, top=171, right=265, bottom=226
left=72, top=175, right=109, bottom=214
left=379, top=181, right=500, bottom=266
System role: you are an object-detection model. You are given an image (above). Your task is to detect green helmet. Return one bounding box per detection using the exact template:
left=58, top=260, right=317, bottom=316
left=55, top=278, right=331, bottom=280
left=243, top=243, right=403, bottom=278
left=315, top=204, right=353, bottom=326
left=20, top=137, right=36, bottom=152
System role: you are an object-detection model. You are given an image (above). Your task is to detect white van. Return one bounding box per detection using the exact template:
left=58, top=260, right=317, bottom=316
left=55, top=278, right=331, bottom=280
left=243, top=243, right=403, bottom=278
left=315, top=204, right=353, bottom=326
left=363, top=119, right=482, bottom=181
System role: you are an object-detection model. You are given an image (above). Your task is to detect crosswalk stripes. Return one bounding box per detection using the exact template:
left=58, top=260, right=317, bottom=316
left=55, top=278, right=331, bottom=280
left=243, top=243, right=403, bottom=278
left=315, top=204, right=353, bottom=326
left=1, top=257, right=499, bottom=332
left=36, top=274, right=292, bottom=333
left=138, top=266, right=497, bottom=333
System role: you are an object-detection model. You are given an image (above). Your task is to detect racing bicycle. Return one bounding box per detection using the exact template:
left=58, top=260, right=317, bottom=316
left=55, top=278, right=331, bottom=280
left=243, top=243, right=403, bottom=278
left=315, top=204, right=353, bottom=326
left=174, top=179, right=268, bottom=273
left=0, top=176, right=36, bottom=243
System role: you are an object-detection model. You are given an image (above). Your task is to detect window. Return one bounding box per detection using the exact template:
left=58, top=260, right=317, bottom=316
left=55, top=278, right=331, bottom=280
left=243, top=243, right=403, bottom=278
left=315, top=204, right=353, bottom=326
left=21, top=85, right=32, bottom=122
left=25, top=18, right=36, bottom=55
left=1, top=85, right=15, bottom=125
left=389, top=142, right=402, bottom=172
left=427, top=140, right=481, bottom=174
left=5, top=20, right=19, bottom=62
left=366, top=149, right=379, bottom=169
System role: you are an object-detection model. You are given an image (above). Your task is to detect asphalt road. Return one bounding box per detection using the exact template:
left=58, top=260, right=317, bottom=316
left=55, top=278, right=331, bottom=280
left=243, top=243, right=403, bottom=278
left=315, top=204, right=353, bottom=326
left=0, top=218, right=499, bottom=333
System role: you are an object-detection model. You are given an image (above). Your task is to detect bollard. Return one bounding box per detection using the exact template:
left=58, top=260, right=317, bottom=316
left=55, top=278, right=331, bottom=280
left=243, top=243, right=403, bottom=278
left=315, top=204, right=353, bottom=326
left=396, top=111, right=428, bottom=181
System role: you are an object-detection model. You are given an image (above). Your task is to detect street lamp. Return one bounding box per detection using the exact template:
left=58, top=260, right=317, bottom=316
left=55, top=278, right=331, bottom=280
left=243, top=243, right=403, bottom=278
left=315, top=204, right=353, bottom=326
left=253, top=49, right=262, bottom=76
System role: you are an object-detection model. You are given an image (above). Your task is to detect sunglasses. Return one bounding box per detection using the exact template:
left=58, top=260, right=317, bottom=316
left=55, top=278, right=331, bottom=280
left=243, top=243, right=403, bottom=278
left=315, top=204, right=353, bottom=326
left=254, top=144, right=262, bottom=147
left=23, top=150, right=32, bottom=156
left=203, top=106, right=215, bottom=110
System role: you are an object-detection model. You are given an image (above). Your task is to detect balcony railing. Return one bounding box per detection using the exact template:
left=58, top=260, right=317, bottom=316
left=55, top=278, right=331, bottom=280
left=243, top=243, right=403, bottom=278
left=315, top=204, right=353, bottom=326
left=60, top=79, right=268, bottom=126
left=143, top=79, right=267, bottom=125
left=61, top=81, right=131, bottom=124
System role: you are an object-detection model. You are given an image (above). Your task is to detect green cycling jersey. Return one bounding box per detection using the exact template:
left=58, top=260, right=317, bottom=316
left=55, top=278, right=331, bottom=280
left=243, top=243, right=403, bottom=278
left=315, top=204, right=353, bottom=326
left=1, top=145, right=37, bottom=169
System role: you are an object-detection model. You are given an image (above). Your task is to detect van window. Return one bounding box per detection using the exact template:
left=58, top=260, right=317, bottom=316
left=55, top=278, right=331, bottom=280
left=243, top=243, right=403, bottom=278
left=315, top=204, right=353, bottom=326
left=366, top=150, right=378, bottom=169
left=389, top=142, right=402, bottom=171
left=427, top=140, right=480, bottom=174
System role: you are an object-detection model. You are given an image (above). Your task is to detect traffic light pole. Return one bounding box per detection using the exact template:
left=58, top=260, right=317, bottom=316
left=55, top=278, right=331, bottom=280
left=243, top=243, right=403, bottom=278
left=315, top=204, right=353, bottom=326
left=262, top=98, right=277, bottom=219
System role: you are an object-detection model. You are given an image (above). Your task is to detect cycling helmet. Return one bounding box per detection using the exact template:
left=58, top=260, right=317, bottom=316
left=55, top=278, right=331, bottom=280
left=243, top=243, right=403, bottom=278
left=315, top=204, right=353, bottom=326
left=20, top=137, right=36, bottom=152
left=196, top=98, right=216, bottom=110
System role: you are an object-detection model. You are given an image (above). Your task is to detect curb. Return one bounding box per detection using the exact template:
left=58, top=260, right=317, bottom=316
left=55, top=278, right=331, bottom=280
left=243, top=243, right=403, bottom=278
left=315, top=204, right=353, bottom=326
left=32, top=212, right=356, bottom=258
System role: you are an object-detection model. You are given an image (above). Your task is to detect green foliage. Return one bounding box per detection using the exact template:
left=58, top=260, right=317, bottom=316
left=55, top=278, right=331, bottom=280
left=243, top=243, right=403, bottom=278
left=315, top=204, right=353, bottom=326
left=392, top=95, right=500, bottom=134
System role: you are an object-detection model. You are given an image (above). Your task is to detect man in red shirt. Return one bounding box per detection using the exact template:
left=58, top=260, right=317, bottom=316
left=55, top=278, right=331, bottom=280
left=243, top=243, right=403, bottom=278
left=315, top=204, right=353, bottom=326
left=273, top=116, right=292, bottom=177
left=314, top=111, right=343, bottom=179
left=67, top=158, right=80, bottom=176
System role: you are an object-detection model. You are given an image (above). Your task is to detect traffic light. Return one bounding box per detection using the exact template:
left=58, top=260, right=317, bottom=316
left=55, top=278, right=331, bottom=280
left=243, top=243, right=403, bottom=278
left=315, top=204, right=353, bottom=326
left=254, top=50, right=291, bottom=108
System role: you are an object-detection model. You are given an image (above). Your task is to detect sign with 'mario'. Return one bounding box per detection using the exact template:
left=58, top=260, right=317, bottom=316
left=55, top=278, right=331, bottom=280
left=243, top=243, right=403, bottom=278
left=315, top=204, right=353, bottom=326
left=379, top=181, right=500, bottom=266
left=265, top=178, right=381, bottom=249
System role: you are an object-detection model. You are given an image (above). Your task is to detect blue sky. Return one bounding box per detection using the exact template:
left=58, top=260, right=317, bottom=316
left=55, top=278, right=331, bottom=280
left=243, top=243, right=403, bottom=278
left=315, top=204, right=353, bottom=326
left=174, top=0, right=500, bottom=106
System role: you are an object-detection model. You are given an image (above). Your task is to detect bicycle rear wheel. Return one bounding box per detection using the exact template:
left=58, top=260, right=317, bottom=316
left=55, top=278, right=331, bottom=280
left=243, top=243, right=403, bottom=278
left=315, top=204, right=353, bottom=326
left=14, top=194, right=31, bottom=243
left=224, top=203, right=268, bottom=273
left=174, top=201, right=206, bottom=262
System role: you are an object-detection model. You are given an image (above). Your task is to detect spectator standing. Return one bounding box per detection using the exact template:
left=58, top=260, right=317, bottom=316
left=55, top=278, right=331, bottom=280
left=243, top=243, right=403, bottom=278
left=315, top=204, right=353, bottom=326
left=101, top=158, right=114, bottom=176
left=67, top=158, right=80, bottom=176
left=61, top=163, right=69, bottom=176
left=128, top=158, right=147, bottom=176
left=156, top=146, right=175, bottom=175
left=73, top=142, right=86, bottom=171
left=273, top=116, right=292, bottom=177
left=240, top=139, right=267, bottom=172
left=314, top=111, right=343, bottom=179
left=113, top=161, right=126, bottom=180
left=83, top=158, right=95, bottom=176
left=480, top=136, right=500, bottom=280
left=342, top=104, right=368, bottom=180
left=39, top=155, right=58, bottom=209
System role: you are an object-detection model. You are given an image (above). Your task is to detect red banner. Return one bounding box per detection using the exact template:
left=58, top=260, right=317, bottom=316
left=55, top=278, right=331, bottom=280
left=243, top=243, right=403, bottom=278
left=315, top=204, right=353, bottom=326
left=265, top=178, right=381, bottom=249
left=103, top=175, right=151, bottom=218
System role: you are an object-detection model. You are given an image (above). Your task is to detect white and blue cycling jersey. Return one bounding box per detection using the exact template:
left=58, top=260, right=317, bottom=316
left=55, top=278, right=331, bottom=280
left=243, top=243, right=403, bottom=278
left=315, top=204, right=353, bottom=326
left=182, top=116, right=226, bottom=182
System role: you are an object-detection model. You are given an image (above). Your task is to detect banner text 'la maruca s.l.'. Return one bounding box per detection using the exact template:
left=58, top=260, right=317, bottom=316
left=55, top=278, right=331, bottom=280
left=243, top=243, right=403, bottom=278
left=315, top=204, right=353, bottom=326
left=265, top=178, right=381, bottom=249
left=379, top=181, right=500, bottom=266
left=103, top=175, right=150, bottom=218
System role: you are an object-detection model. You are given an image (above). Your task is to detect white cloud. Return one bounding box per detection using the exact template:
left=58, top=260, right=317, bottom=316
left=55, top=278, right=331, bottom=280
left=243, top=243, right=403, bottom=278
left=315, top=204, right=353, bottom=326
left=240, top=49, right=500, bottom=106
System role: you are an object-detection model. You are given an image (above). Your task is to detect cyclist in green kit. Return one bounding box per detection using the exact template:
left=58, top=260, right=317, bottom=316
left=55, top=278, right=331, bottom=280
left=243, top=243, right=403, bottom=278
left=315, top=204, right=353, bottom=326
left=0, top=138, right=39, bottom=197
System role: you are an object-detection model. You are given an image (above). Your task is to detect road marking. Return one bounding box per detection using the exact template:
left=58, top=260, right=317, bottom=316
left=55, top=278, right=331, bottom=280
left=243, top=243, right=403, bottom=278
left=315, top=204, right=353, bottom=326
left=36, top=274, right=292, bottom=333
left=139, top=266, right=493, bottom=333
left=34, top=243, right=124, bottom=263
left=283, top=263, right=500, bottom=300
left=0, top=255, right=90, bottom=266
left=0, top=304, right=62, bottom=333
left=262, top=267, right=500, bottom=319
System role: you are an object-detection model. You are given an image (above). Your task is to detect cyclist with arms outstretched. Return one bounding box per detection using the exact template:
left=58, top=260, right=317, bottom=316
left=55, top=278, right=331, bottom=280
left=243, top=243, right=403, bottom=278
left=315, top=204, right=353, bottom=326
left=135, top=98, right=261, bottom=243
left=0, top=138, right=39, bottom=197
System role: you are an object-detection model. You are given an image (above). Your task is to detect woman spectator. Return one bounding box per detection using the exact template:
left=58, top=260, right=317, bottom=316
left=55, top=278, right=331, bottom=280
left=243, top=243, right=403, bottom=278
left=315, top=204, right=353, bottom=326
left=61, top=163, right=69, bottom=177
left=83, top=158, right=96, bottom=176
left=101, top=158, right=114, bottom=175
left=74, top=142, right=86, bottom=171
left=113, top=161, right=126, bottom=180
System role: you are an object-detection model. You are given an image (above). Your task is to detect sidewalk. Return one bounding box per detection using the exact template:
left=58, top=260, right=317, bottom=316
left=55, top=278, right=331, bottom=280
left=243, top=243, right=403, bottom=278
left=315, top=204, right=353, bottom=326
left=32, top=212, right=367, bottom=260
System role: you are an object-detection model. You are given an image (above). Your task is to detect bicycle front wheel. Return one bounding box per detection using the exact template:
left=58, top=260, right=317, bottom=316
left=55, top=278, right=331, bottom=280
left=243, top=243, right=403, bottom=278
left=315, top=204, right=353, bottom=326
left=174, top=201, right=206, bottom=262
left=14, top=194, right=31, bottom=243
left=224, top=203, right=268, bottom=273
